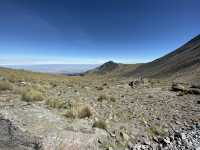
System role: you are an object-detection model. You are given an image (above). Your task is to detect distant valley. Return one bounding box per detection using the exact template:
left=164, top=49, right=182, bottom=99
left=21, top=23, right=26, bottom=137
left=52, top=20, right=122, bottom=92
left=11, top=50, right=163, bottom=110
left=1, top=64, right=99, bottom=74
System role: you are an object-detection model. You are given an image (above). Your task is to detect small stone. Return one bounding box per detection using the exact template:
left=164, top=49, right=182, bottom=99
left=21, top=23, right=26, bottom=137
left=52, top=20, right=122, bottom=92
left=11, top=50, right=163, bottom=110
left=180, top=133, right=186, bottom=140
left=107, top=146, right=113, bottom=150
left=127, top=142, right=133, bottom=149
left=164, top=137, right=171, bottom=144
left=171, top=83, right=185, bottom=92
left=142, top=138, right=151, bottom=145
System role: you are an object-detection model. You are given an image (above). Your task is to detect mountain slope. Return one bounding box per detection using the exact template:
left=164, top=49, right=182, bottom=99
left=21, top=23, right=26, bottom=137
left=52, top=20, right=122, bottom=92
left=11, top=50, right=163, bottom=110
left=86, top=61, right=119, bottom=75
left=125, top=34, right=200, bottom=80
left=85, top=61, right=141, bottom=76
left=85, top=34, right=200, bottom=81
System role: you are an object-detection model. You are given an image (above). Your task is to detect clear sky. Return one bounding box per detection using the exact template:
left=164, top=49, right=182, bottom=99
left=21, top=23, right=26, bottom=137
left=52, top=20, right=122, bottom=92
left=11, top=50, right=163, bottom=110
left=0, top=0, right=200, bottom=65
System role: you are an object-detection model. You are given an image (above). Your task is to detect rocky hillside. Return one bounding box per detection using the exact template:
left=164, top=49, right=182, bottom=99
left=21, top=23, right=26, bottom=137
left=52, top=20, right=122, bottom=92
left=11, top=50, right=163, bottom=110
left=85, top=61, right=120, bottom=75
left=87, top=34, right=200, bottom=82
left=85, top=61, right=141, bottom=77
left=125, top=34, right=200, bottom=81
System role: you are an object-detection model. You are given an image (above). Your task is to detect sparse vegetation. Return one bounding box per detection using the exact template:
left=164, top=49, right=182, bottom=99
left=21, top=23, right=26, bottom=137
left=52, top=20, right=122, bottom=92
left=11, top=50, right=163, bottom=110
left=96, top=86, right=104, bottom=90
left=78, top=105, right=92, bottom=118
left=0, top=80, right=12, bottom=91
left=45, top=99, right=67, bottom=109
left=147, top=125, right=167, bottom=137
left=97, top=94, right=108, bottom=102
left=21, top=88, right=44, bottom=102
left=97, top=95, right=116, bottom=102
left=64, top=103, right=93, bottom=119
left=92, top=120, right=107, bottom=130
left=110, top=96, right=116, bottom=102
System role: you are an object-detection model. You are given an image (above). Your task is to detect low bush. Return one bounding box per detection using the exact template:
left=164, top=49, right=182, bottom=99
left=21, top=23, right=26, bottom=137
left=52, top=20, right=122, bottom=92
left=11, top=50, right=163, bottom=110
left=64, top=103, right=92, bottom=119
left=78, top=105, right=92, bottom=118
left=110, top=96, right=116, bottom=102
left=97, top=94, right=107, bottom=102
left=96, top=86, right=104, bottom=90
left=21, top=88, right=44, bottom=102
left=45, top=99, right=67, bottom=109
left=147, top=125, right=167, bottom=137
left=92, top=120, right=107, bottom=130
left=0, top=80, right=12, bottom=91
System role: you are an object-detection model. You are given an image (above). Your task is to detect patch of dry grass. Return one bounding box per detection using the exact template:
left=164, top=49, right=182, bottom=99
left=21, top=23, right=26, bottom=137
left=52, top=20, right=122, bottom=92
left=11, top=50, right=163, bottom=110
left=97, top=94, right=108, bottom=102
left=45, top=99, right=67, bottom=109
left=64, top=102, right=93, bottom=119
left=21, top=88, right=44, bottom=102
left=92, top=120, right=107, bottom=130
left=0, top=80, right=13, bottom=91
left=147, top=125, right=167, bottom=137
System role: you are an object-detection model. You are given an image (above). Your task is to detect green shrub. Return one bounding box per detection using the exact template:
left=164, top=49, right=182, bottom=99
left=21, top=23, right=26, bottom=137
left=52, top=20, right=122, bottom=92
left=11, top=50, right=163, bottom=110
left=21, top=88, right=44, bottom=102
left=92, top=120, right=107, bottom=130
left=0, top=80, right=12, bottom=91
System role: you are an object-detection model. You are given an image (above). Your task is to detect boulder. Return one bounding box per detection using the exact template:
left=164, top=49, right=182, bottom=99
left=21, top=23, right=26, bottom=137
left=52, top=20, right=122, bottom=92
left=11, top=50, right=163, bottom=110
left=191, top=84, right=200, bottom=89
left=188, top=88, right=200, bottom=95
left=171, top=83, right=186, bottom=92
left=0, top=114, right=42, bottom=150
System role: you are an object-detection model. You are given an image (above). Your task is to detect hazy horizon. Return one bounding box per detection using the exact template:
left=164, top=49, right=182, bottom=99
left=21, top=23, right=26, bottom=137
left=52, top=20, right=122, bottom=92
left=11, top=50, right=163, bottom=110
left=0, top=64, right=100, bottom=74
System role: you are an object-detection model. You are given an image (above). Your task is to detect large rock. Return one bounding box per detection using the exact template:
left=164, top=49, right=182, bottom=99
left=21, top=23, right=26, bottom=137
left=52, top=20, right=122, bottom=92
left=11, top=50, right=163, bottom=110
left=191, top=84, right=200, bottom=89
left=0, top=114, right=42, bottom=150
left=0, top=103, right=108, bottom=150
left=171, top=83, right=186, bottom=92
left=188, top=88, right=200, bottom=95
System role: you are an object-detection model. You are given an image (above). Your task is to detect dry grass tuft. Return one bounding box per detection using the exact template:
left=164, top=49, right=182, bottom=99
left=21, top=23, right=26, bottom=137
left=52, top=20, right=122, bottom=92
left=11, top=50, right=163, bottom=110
left=21, top=88, right=44, bottom=102
left=97, top=94, right=108, bottom=102
left=92, top=120, right=107, bottom=130
left=64, top=103, right=93, bottom=119
left=45, top=99, right=67, bottom=109
left=147, top=125, right=167, bottom=137
left=0, top=80, right=12, bottom=91
left=96, top=86, right=104, bottom=90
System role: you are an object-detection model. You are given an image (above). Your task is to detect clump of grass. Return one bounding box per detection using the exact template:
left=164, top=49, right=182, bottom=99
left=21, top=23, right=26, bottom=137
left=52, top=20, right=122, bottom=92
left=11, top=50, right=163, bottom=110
left=45, top=99, right=66, bottom=109
left=97, top=94, right=108, bottom=102
left=32, top=84, right=46, bottom=93
left=0, top=80, right=13, bottom=91
left=78, top=105, right=92, bottom=118
left=96, top=86, right=104, bottom=91
left=102, top=83, right=107, bottom=86
left=50, top=81, right=58, bottom=88
left=147, top=125, right=167, bottom=137
left=64, top=103, right=93, bottom=119
left=21, top=88, right=44, bottom=102
left=64, top=110, right=76, bottom=118
left=92, top=120, right=107, bottom=130
left=110, top=96, right=116, bottom=102
left=97, top=95, right=116, bottom=102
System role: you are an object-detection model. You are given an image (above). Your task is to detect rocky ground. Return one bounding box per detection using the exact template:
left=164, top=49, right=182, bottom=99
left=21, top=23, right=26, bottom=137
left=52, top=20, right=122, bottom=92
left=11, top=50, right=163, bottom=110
left=0, top=74, right=199, bottom=150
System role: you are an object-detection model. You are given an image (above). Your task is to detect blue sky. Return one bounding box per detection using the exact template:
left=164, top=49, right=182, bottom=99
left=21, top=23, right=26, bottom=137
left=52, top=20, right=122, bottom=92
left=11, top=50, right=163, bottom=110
left=0, top=0, right=200, bottom=65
